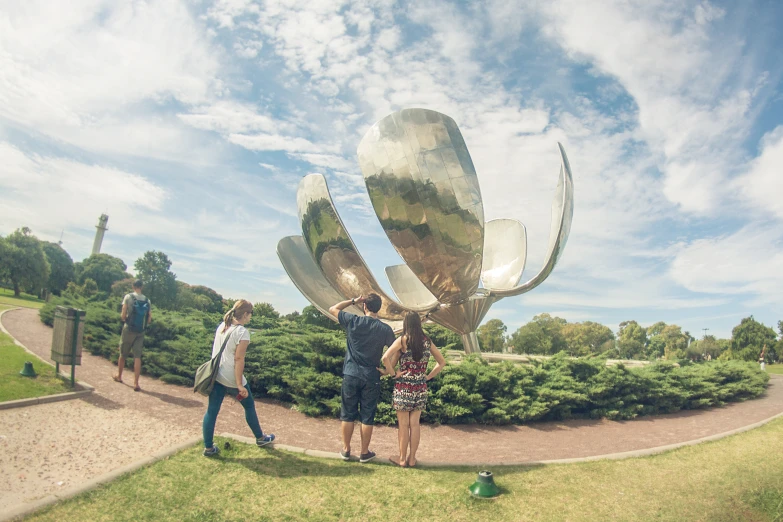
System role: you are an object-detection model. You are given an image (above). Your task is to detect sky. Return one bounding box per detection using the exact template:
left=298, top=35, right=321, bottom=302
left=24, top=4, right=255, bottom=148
left=1, top=0, right=781, bottom=339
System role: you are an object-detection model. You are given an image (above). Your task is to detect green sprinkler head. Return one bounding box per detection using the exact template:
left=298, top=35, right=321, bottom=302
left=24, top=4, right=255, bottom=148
left=468, top=470, right=501, bottom=499
left=19, top=361, right=37, bottom=378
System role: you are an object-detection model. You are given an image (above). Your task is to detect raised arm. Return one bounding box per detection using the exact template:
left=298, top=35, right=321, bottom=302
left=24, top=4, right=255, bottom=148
left=425, top=342, right=446, bottom=382
left=381, top=336, right=404, bottom=376
left=234, top=340, right=250, bottom=399
left=328, top=295, right=364, bottom=317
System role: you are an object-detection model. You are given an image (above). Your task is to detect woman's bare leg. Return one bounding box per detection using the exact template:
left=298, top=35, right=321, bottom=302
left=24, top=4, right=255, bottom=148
left=396, top=410, right=410, bottom=465
left=408, top=410, right=422, bottom=466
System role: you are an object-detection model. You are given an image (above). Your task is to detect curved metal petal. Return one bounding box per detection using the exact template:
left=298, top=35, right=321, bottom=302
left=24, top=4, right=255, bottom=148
left=385, top=264, right=440, bottom=310
left=481, top=219, right=527, bottom=291
left=276, top=235, right=364, bottom=321
left=490, top=142, right=574, bottom=298
left=427, top=295, right=496, bottom=337
left=297, top=173, right=409, bottom=320
left=358, top=108, right=484, bottom=305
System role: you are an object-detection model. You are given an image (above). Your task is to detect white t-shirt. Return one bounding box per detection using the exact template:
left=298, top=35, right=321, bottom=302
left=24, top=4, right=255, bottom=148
left=212, top=323, right=251, bottom=388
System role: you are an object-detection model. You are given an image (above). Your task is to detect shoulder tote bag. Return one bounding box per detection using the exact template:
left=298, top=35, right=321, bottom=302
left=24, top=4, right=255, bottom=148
left=194, top=326, right=236, bottom=396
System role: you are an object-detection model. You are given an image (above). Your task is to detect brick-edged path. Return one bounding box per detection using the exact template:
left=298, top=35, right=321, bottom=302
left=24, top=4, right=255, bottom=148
left=4, top=307, right=783, bottom=466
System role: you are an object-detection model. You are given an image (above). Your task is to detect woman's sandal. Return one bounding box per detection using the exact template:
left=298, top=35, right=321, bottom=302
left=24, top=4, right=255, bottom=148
left=389, top=456, right=407, bottom=467
left=407, top=458, right=417, bottom=468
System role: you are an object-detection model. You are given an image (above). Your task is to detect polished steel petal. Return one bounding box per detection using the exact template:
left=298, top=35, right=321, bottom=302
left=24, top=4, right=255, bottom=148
left=297, top=173, right=408, bottom=320
left=276, top=236, right=364, bottom=321
left=358, top=108, right=485, bottom=305
left=490, top=143, right=574, bottom=297
left=428, top=296, right=496, bottom=337
left=481, top=219, right=527, bottom=291
left=385, top=264, right=440, bottom=310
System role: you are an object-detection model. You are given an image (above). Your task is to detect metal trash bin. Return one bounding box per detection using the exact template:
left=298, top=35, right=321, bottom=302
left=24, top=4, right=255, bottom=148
left=51, top=306, right=86, bottom=386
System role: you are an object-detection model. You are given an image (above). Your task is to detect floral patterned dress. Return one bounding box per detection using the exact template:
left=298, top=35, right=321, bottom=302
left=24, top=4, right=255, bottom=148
left=392, top=338, right=431, bottom=412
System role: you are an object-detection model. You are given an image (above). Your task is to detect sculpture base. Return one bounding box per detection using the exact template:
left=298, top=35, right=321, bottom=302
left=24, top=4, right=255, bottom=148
left=462, top=332, right=481, bottom=354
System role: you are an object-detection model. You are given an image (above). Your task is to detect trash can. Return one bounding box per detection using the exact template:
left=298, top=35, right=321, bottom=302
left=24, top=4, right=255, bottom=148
left=51, top=306, right=86, bottom=386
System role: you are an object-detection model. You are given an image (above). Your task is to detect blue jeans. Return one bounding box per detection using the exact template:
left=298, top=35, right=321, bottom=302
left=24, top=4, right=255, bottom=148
left=202, top=381, right=263, bottom=448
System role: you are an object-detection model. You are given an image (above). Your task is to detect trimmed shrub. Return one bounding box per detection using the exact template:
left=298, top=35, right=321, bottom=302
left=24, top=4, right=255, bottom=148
left=38, top=297, right=769, bottom=426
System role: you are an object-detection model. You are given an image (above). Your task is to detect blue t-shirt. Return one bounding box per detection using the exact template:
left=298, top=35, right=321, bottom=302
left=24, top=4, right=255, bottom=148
left=338, top=310, right=396, bottom=382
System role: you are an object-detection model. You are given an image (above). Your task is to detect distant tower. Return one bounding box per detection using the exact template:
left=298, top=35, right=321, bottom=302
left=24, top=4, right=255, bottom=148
left=91, top=214, right=109, bottom=255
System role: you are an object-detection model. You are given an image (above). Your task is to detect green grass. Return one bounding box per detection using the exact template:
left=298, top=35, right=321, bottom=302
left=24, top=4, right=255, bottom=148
left=0, top=331, right=72, bottom=402
left=767, top=364, right=783, bottom=375
left=25, top=417, right=783, bottom=521
left=0, top=287, right=45, bottom=309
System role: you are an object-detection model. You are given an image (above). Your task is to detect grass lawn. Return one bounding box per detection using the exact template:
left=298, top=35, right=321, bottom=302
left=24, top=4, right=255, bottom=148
left=0, top=287, right=45, bottom=309
left=767, top=364, right=783, bottom=375
left=0, top=330, right=72, bottom=402
left=26, top=418, right=783, bottom=522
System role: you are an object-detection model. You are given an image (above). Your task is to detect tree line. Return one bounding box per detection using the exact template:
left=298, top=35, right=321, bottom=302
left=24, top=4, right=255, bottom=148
left=476, top=314, right=781, bottom=363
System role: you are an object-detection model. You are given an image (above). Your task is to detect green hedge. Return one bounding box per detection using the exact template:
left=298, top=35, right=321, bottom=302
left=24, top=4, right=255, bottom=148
left=39, top=298, right=769, bottom=426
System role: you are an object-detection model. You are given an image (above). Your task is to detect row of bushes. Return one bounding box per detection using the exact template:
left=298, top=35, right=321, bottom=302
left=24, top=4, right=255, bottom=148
left=39, top=297, right=770, bottom=425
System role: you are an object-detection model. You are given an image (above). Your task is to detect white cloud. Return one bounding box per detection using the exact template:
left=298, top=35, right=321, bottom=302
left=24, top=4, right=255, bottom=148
left=670, top=224, right=783, bottom=305
left=735, top=126, right=783, bottom=220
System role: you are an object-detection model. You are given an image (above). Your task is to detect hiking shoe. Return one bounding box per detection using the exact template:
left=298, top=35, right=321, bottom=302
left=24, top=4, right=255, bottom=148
left=340, top=449, right=351, bottom=461
left=203, top=445, right=219, bottom=457
left=359, top=451, right=376, bottom=463
left=256, top=434, right=275, bottom=448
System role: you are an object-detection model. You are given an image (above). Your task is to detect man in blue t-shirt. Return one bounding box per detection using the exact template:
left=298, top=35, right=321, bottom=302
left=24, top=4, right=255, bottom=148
left=329, top=293, right=395, bottom=463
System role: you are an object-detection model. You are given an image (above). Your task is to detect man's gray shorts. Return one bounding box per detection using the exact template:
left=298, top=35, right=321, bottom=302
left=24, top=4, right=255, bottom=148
left=119, top=326, right=144, bottom=359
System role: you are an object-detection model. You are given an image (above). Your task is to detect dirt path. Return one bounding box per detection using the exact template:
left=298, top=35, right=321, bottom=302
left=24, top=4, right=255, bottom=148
left=2, top=306, right=783, bottom=510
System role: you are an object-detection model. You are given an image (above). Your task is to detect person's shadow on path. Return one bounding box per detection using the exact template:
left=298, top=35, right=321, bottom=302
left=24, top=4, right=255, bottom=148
left=140, top=389, right=204, bottom=408
left=222, top=450, right=375, bottom=478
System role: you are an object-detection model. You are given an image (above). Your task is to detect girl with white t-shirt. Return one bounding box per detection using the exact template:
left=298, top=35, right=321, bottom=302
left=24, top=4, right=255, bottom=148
left=202, top=299, right=275, bottom=456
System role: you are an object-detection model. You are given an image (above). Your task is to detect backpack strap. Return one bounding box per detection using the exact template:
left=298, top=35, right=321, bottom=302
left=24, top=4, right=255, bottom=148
left=213, top=325, right=237, bottom=365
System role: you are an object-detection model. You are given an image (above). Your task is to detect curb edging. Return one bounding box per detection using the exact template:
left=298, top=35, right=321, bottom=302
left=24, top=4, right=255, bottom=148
left=0, top=307, right=95, bottom=410
left=220, top=406, right=783, bottom=468
left=0, top=435, right=203, bottom=522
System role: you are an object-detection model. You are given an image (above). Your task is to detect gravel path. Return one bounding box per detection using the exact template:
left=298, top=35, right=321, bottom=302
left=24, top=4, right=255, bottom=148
left=2, top=307, right=783, bottom=511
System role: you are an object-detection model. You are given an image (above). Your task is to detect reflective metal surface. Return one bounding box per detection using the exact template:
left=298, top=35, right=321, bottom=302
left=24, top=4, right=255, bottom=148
left=489, top=143, right=574, bottom=298
left=481, top=219, right=527, bottom=291
left=358, top=108, right=484, bottom=305
left=386, top=264, right=440, bottom=310
left=428, top=296, right=497, bottom=336
left=276, top=235, right=363, bottom=321
left=277, top=108, right=575, bottom=354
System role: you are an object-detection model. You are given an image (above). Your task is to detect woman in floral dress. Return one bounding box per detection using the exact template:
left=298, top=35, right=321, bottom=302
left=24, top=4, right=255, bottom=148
left=381, top=312, right=446, bottom=467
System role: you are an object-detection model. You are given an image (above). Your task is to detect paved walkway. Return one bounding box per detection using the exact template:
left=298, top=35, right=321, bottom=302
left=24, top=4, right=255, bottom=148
left=4, top=307, right=783, bottom=469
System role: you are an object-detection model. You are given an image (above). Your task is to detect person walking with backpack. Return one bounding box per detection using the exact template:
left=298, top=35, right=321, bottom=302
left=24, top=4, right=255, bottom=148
left=113, top=280, right=151, bottom=392
left=202, top=299, right=275, bottom=456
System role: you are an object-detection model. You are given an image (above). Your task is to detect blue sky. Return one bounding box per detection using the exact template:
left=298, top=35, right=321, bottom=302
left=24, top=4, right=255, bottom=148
left=1, top=0, right=781, bottom=339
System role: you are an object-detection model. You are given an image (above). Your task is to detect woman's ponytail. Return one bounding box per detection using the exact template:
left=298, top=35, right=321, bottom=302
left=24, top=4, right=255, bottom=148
left=222, top=299, right=253, bottom=332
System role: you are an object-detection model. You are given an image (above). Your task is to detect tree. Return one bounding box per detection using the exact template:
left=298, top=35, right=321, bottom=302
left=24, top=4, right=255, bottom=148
left=646, top=321, right=666, bottom=337
left=617, top=320, right=647, bottom=359
left=477, top=319, right=507, bottom=353
left=423, top=323, right=463, bottom=351
left=509, top=314, right=567, bottom=355
left=174, top=282, right=214, bottom=312
left=134, top=251, right=178, bottom=309
left=76, top=253, right=129, bottom=293
left=301, top=305, right=341, bottom=330
left=728, top=316, right=777, bottom=362
left=562, top=321, right=615, bottom=356
left=41, top=242, right=74, bottom=295
left=660, top=324, right=689, bottom=359
left=0, top=228, right=50, bottom=296
left=253, top=302, right=280, bottom=319
left=189, top=285, right=224, bottom=313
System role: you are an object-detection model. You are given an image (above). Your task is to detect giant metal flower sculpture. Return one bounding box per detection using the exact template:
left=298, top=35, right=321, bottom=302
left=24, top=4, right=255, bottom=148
left=277, top=108, right=574, bottom=353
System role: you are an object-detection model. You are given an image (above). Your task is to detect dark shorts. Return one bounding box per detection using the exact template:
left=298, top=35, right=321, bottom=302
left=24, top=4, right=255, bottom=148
left=340, top=375, right=380, bottom=426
